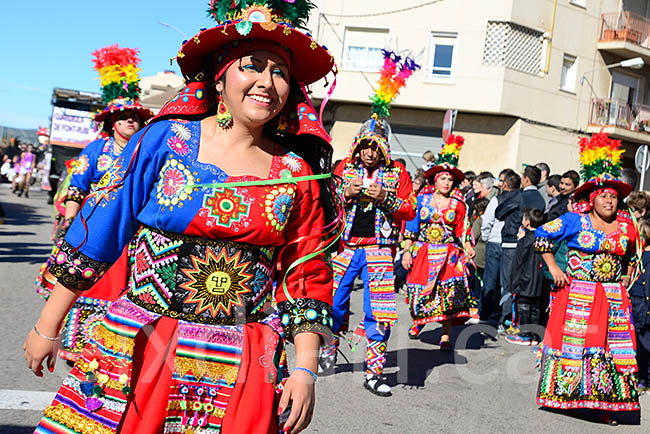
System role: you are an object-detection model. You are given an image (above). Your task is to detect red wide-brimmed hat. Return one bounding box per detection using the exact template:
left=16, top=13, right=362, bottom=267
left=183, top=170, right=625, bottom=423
left=94, top=97, right=154, bottom=124
left=174, top=1, right=334, bottom=85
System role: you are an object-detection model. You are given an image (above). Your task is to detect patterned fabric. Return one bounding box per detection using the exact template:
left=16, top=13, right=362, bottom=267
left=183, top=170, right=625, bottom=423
left=49, top=240, right=112, bottom=291
left=127, top=226, right=273, bottom=325
left=335, top=157, right=415, bottom=246
left=534, top=211, right=639, bottom=411
left=405, top=193, right=472, bottom=324
left=36, top=119, right=332, bottom=432
left=58, top=296, right=112, bottom=361
left=366, top=339, right=387, bottom=375
left=537, top=346, right=639, bottom=411
left=332, top=245, right=397, bottom=326
left=277, top=298, right=333, bottom=341
left=35, top=296, right=284, bottom=434
left=65, top=185, right=88, bottom=204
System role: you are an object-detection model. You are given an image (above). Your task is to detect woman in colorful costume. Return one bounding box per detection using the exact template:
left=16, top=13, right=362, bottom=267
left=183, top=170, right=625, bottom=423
left=36, top=45, right=154, bottom=362
left=402, top=135, right=475, bottom=349
left=24, top=1, right=336, bottom=433
left=534, top=133, right=640, bottom=422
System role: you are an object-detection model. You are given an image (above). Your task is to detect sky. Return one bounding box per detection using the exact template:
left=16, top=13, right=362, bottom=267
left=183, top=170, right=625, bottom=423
left=0, top=1, right=216, bottom=129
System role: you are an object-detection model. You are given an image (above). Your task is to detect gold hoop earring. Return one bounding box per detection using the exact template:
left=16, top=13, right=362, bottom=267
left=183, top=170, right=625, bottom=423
left=216, top=94, right=233, bottom=129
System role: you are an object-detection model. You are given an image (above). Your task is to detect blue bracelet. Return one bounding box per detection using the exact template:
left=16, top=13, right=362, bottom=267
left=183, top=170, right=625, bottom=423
left=293, top=367, right=318, bottom=382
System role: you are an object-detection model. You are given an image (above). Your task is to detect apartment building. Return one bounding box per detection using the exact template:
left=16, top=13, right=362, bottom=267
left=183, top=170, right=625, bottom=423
left=309, top=0, right=650, bottom=187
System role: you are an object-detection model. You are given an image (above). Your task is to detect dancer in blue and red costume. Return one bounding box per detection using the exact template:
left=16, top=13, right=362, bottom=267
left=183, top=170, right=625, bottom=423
left=321, top=50, right=418, bottom=397
left=24, top=2, right=338, bottom=433
left=34, top=44, right=154, bottom=362
left=535, top=132, right=641, bottom=424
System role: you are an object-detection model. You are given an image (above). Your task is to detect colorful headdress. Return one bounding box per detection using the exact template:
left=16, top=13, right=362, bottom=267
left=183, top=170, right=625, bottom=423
left=573, top=131, right=632, bottom=202
left=349, top=50, right=420, bottom=163
left=91, top=44, right=153, bottom=128
left=170, top=0, right=334, bottom=86
left=424, top=134, right=465, bottom=182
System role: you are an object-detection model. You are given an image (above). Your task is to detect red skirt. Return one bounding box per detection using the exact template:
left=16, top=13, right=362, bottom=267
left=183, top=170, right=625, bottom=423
left=35, top=296, right=288, bottom=434
left=537, top=278, right=639, bottom=411
left=406, top=242, right=471, bottom=325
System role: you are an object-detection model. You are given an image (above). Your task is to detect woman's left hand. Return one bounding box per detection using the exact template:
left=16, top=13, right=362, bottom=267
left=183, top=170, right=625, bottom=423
left=278, top=369, right=315, bottom=434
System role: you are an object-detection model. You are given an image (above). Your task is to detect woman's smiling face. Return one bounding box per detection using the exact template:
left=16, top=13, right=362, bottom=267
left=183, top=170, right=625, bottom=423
left=217, top=50, right=290, bottom=128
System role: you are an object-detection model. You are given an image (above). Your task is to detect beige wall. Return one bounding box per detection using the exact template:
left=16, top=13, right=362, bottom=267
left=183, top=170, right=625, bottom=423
left=311, top=0, right=636, bottom=131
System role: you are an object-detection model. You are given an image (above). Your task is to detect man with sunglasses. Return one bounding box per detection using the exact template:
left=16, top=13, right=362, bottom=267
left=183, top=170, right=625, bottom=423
left=320, top=117, right=415, bottom=397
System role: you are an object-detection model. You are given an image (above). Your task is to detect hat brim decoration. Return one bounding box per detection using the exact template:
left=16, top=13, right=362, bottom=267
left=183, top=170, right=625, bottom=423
left=174, top=1, right=334, bottom=85
left=93, top=98, right=154, bottom=124
left=573, top=174, right=633, bottom=201
left=424, top=162, right=465, bottom=183
left=574, top=131, right=631, bottom=200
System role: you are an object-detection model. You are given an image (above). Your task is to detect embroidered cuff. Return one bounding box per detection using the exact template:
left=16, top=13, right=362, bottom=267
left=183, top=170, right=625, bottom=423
left=534, top=237, right=554, bottom=253
left=49, top=240, right=111, bottom=291
left=65, top=186, right=87, bottom=204
left=277, top=298, right=334, bottom=342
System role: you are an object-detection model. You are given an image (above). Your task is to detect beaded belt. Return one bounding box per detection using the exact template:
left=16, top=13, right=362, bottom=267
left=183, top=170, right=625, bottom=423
left=566, top=249, right=623, bottom=283
left=126, top=226, right=275, bottom=325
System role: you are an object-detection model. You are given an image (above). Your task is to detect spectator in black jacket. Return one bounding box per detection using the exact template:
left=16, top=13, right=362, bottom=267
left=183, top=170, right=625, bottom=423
left=543, top=174, right=561, bottom=215
left=505, top=208, right=545, bottom=346
left=546, top=170, right=579, bottom=222
left=494, top=166, right=545, bottom=332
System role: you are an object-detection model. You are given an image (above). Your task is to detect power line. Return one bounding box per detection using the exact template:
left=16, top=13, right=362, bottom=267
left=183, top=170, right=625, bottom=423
left=322, top=0, right=445, bottom=19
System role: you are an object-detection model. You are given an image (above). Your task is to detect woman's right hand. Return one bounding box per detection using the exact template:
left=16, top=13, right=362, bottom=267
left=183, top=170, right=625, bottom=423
left=24, top=327, right=58, bottom=377
left=401, top=251, right=413, bottom=270
left=549, top=264, right=570, bottom=290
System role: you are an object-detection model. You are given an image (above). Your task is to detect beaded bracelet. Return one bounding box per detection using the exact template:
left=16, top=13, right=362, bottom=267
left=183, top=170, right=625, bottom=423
left=293, top=367, right=318, bottom=383
left=33, top=325, right=59, bottom=341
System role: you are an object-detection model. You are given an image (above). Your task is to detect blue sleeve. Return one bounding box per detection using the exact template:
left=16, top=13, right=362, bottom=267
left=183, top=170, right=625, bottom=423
left=65, top=140, right=101, bottom=203
left=404, top=195, right=422, bottom=239
left=534, top=212, right=579, bottom=253
left=49, top=123, right=169, bottom=290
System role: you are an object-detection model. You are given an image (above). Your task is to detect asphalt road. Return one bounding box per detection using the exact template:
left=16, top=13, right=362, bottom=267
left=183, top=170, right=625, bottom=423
left=0, top=185, right=648, bottom=433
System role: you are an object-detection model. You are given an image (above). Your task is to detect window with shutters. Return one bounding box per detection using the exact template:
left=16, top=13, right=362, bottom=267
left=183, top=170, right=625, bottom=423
left=342, top=26, right=389, bottom=71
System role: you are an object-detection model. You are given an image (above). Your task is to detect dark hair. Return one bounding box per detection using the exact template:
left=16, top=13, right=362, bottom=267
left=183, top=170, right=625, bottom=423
left=561, top=170, right=580, bottom=188
left=395, top=158, right=406, bottom=167
left=470, top=197, right=489, bottom=220
left=535, top=162, right=550, bottom=177
left=504, top=172, right=521, bottom=190
left=523, top=165, right=541, bottom=186
left=464, top=170, right=476, bottom=183
left=523, top=208, right=544, bottom=229
left=479, top=171, right=494, bottom=178
left=499, top=168, right=514, bottom=179
left=547, top=174, right=561, bottom=190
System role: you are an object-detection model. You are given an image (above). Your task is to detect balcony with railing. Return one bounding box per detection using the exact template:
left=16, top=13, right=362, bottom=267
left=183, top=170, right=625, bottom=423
left=599, top=12, right=650, bottom=59
left=588, top=97, right=650, bottom=143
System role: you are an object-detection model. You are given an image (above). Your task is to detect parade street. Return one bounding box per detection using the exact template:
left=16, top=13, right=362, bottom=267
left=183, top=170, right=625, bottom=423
left=0, top=186, right=648, bottom=434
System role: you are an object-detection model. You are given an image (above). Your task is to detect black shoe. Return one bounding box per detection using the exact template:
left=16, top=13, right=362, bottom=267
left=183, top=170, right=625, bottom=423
left=364, top=374, right=392, bottom=397
left=24, top=191, right=29, bottom=198
left=16, top=190, right=22, bottom=197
